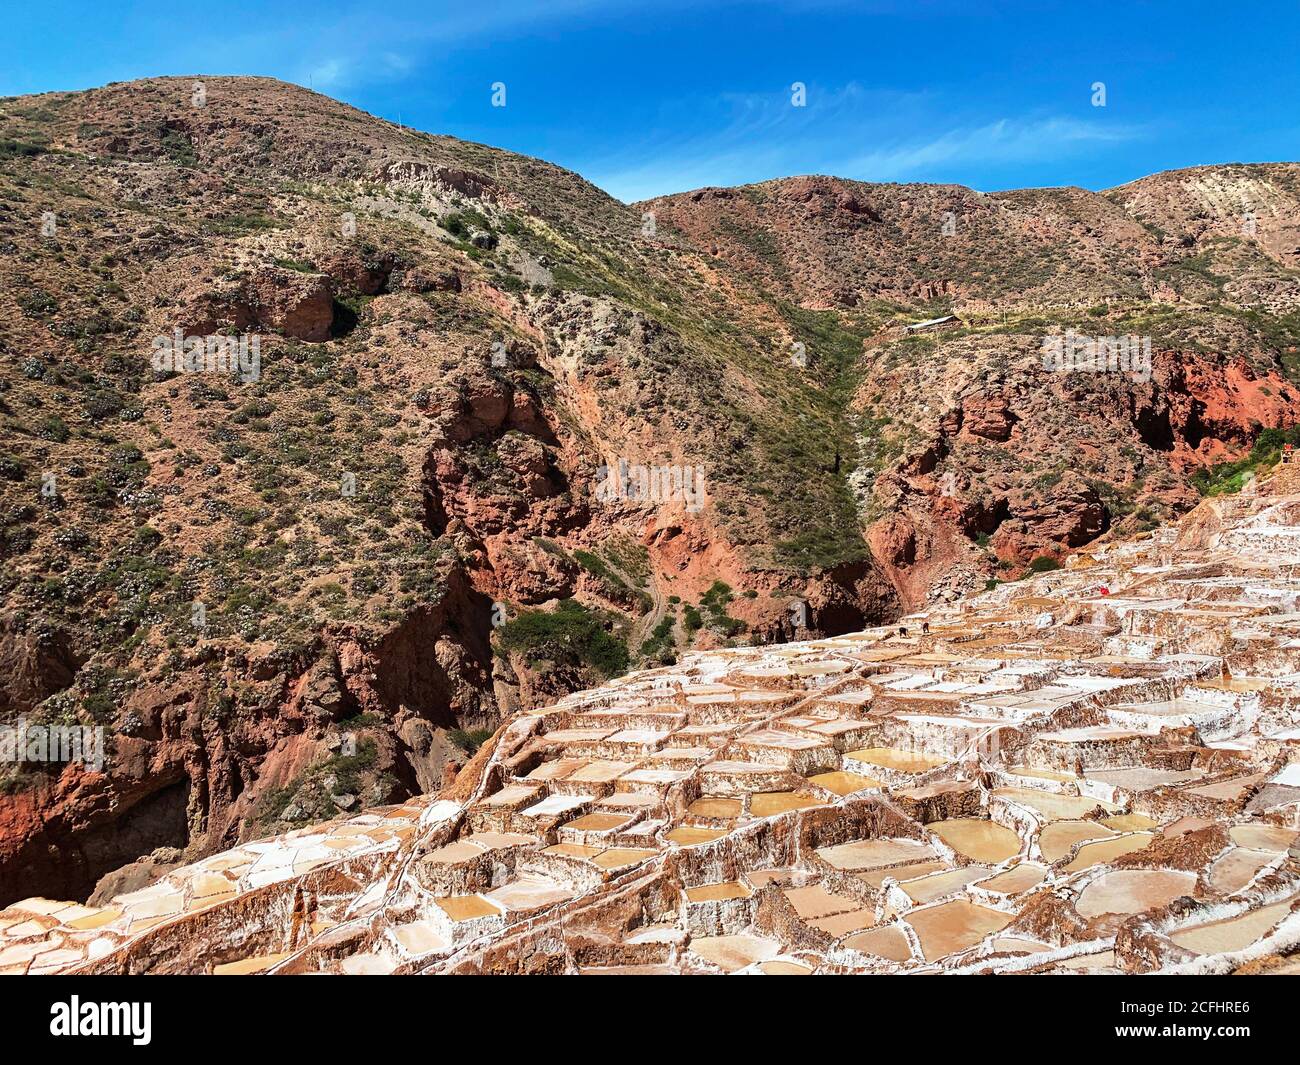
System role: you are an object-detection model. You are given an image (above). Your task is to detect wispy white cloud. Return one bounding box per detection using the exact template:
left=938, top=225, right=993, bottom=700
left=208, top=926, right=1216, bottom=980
left=301, top=50, right=415, bottom=91
left=836, top=115, right=1143, bottom=183
left=304, top=58, right=348, bottom=90
left=583, top=81, right=1146, bottom=200
left=271, top=1, right=645, bottom=92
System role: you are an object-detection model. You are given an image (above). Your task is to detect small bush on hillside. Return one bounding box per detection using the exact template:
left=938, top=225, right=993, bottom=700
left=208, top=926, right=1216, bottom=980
left=496, top=599, right=629, bottom=678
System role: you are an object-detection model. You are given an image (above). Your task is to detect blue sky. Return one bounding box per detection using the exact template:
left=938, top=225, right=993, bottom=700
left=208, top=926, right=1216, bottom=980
left=5, top=1, right=1298, bottom=202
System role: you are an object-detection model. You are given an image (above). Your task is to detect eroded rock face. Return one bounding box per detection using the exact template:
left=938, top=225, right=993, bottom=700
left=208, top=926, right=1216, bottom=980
left=854, top=339, right=1300, bottom=610
left=180, top=265, right=335, bottom=341
left=245, top=267, right=334, bottom=340
left=0, top=614, right=85, bottom=716
left=1001, top=475, right=1107, bottom=551
left=960, top=391, right=1017, bottom=442
left=0, top=569, right=501, bottom=905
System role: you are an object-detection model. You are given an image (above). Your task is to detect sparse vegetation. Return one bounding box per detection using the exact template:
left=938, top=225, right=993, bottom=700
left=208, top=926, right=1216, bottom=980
left=496, top=599, right=629, bottom=678
left=1193, top=426, right=1300, bottom=496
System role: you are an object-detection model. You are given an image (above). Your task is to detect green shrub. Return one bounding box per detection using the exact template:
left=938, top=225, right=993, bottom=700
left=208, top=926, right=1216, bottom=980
left=496, top=598, right=629, bottom=678
left=448, top=727, right=495, bottom=755
left=1191, top=425, right=1300, bottom=496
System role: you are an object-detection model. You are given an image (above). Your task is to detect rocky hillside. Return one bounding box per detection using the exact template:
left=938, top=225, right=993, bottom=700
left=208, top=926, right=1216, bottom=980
left=0, top=77, right=1296, bottom=904
left=644, top=168, right=1300, bottom=602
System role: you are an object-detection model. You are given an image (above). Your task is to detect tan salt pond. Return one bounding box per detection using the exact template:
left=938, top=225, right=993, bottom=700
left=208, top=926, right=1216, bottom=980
left=1102, top=813, right=1159, bottom=832
left=817, top=837, right=937, bottom=871
left=687, top=797, right=742, bottom=819
left=1209, top=849, right=1275, bottom=894
left=569, top=760, right=638, bottom=783
left=994, top=787, right=1117, bottom=821
left=339, top=952, right=397, bottom=975
left=1187, top=773, right=1266, bottom=802
left=212, top=952, right=293, bottom=975
left=783, top=884, right=858, bottom=919
left=1063, top=832, right=1154, bottom=871
left=975, top=863, right=1047, bottom=896
left=846, top=747, right=946, bottom=773
left=29, top=948, right=85, bottom=972
left=1075, top=869, right=1196, bottom=917
left=1170, top=899, right=1294, bottom=955
left=562, top=812, right=629, bottom=832
left=858, top=859, right=948, bottom=888
left=1055, top=950, right=1119, bottom=971
left=905, top=900, right=1014, bottom=961
left=1229, top=824, right=1297, bottom=852
left=526, top=757, right=586, bottom=781
left=64, top=907, right=123, bottom=931
left=393, top=920, right=450, bottom=955
left=423, top=842, right=488, bottom=868
left=750, top=792, right=824, bottom=817
left=433, top=895, right=502, bottom=922
left=929, top=819, right=1020, bottom=863
left=323, top=837, right=369, bottom=852
left=685, top=882, right=751, bottom=903
left=989, top=936, right=1051, bottom=955
left=759, top=960, right=812, bottom=975
left=591, top=847, right=659, bottom=869
left=1038, top=820, right=1115, bottom=862
left=485, top=874, right=573, bottom=913
left=807, top=770, right=884, bottom=795
left=690, top=933, right=781, bottom=972
left=666, top=827, right=726, bottom=846
left=843, top=924, right=913, bottom=963
left=902, top=867, right=989, bottom=904
left=544, top=843, right=602, bottom=859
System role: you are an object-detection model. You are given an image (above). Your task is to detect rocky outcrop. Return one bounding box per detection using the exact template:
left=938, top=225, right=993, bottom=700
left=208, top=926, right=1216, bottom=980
left=0, top=613, right=84, bottom=716
left=960, top=391, right=1017, bottom=442
left=180, top=265, right=334, bottom=341
left=998, top=474, right=1107, bottom=552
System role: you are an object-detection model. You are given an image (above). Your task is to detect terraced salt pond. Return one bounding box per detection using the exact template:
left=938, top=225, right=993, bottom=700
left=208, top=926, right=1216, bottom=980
left=905, top=900, right=1014, bottom=961
left=685, top=882, right=750, bottom=902
left=687, top=797, right=741, bottom=819
left=976, top=863, right=1047, bottom=895
left=807, top=771, right=884, bottom=795
left=1209, top=849, right=1276, bottom=893
left=689, top=934, right=780, bottom=972
left=817, top=837, right=937, bottom=871
left=846, top=747, right=947, bottom=774
left=750, top=792, right=824, bottom=817
left=993, top=787, right=1119, bottom=821
left=1229, top=824, right=1297, bottom=851
left=858, top=859, right=947, bottom=888
left=901, top=867, right=989, bottom=904
left=1170, top=898, right=1295, bottom=954
left=1038, top=821, right=1115, bottom=862
left=844, top=923, right=913, bottom=962
left=928, top=819, right=1021, bottom=863
left=1063, top=833, right=1153, bottom=871
left=1076, top=869, right=1197, bottom=918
